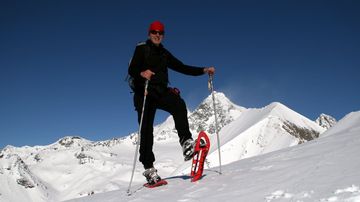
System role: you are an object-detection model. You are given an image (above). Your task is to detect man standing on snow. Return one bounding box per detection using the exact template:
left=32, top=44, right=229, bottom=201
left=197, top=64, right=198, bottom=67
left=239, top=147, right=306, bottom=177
left=128, top=20, right=215, bottom=185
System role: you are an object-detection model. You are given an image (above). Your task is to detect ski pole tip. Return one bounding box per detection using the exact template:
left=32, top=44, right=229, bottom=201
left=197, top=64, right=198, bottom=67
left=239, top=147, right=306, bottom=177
left=126, top=190, right=132, bottom=196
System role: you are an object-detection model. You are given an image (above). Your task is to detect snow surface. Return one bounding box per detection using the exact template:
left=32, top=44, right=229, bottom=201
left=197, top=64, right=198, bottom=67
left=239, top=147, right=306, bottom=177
left=67, top=111, right=360, bottom=202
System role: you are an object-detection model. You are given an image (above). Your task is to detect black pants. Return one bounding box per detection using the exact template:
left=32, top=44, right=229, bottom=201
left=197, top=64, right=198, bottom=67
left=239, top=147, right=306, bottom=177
left=134, top=89, right=192, bottom=169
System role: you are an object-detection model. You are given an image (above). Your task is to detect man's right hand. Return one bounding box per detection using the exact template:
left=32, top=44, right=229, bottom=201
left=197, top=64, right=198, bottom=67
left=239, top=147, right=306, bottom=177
left=140, top=69, right=155, bottom=80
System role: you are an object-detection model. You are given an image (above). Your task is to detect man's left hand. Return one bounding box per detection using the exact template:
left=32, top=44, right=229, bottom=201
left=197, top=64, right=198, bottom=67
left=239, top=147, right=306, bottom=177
left=204, top=67, right=215, bottom=75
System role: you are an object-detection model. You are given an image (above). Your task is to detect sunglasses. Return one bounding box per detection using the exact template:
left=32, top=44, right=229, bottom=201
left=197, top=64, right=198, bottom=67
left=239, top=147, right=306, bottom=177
left=150, top=30, right=165, bottom=35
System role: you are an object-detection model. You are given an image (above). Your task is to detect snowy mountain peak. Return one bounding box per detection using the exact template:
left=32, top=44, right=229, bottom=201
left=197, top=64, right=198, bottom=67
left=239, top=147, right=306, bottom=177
left=188, top=91, right=245, bottom=135
left=261, top=102, right=293, bottom=118
left=203, top=91, right=243, bottom=109
left=57, top=136, right=92, bottom=148
left=264, top=102, right=326, bottom=142
left=263, top=101, right=296, bottom=115
left=266, top=101, right=286, bottom=109
left=262, top=102, right=324, bottom=133
left=316, top=113, right=337, bottom=129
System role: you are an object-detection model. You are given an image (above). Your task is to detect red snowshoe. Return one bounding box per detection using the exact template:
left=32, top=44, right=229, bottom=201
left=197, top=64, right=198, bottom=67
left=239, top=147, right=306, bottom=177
left=190, top=131, right=210, bottom=182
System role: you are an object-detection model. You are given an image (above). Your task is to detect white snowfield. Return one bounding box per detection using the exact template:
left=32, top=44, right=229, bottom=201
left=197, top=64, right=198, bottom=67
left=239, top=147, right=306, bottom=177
left=67, top=111, right=360, bottom=202
left=0, top=92, right=359, bottom=202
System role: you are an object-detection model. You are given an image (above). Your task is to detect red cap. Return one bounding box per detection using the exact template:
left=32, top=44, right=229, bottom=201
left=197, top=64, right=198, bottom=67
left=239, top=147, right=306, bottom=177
left=148, top=21, right=165, bottom=32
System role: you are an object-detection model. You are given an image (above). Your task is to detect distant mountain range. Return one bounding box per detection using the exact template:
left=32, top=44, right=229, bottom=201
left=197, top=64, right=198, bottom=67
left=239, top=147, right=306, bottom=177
left=0, top=92, right=337, bottom=202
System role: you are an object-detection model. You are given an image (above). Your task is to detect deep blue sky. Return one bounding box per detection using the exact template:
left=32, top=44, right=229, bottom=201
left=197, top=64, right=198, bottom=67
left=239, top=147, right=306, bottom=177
left=1, top=0, right=359, bottom=148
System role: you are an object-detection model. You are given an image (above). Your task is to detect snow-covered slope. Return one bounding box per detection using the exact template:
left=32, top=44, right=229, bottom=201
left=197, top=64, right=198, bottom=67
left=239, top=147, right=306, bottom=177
left=0, top=93, right=329, bottom=202
left=0, top=136, right=139, bottom=201
left=67, top=111, right=360, bottom=202
left=0, top=153, right=50, bottom=202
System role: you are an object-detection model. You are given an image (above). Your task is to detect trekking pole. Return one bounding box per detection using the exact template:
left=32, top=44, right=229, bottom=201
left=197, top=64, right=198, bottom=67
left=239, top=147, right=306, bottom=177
left=127, top=80, right=149, bottom=195
left=208, top=75, right=222, bottom=174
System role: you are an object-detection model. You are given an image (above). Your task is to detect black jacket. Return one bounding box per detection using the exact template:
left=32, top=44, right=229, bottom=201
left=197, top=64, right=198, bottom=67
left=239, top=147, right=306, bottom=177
left=128, top=40, right=205, bottom=96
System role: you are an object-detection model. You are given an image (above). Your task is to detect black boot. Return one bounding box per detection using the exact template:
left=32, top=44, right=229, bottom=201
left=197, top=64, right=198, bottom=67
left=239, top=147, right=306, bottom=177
left=182, top=139, right=195, bottom=161
left=143, top=167, right=161, bottom=185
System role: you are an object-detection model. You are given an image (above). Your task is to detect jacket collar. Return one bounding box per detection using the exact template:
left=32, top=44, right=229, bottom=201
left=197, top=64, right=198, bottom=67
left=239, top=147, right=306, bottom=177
left=146, top=39, right=164, bottom=49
